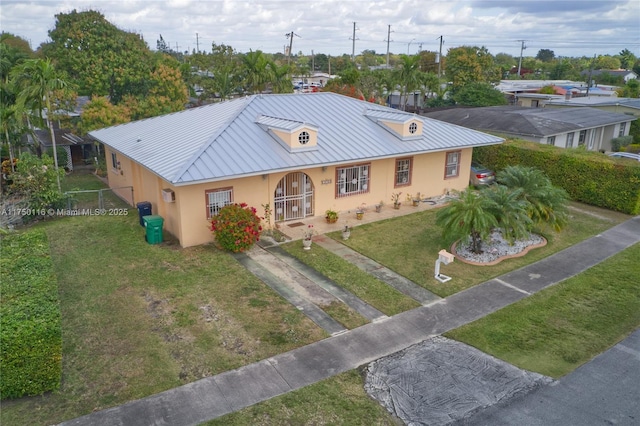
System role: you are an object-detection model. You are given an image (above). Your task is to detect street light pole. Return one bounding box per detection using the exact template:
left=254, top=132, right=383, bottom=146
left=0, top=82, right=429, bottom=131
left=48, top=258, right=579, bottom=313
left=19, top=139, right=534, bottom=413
left=407, top=38, right=415, bottom=54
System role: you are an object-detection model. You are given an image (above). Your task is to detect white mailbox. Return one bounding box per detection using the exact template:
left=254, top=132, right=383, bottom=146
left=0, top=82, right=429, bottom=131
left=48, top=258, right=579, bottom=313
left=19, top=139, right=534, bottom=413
left=435, top=249, right=454, bottom=283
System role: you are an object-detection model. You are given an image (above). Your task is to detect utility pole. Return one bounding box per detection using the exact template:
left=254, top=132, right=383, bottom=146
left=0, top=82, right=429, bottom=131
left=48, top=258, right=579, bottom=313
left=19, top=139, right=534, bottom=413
left=311, top=49, right=315, bottom=72
left=328, top=55, right=331, bottom=75
left=586, top=54, right=596, bottom=96
left=350, top=22, right=359, bottom=62
left=285, top=31, right=300, bottom=65
left=517, top=40, right=527, bottom=78
left=407, top=38, right=415, bottom=55
left=385, top=25, right=393, bottom=67
left=196, top=33, right=199, bottom=53
left=437, top=35, right=444, bottom=78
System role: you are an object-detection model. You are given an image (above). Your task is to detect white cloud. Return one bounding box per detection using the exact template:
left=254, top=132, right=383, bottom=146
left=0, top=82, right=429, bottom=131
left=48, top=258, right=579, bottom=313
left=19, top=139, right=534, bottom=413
left=1, top=0, right=638, bottom=57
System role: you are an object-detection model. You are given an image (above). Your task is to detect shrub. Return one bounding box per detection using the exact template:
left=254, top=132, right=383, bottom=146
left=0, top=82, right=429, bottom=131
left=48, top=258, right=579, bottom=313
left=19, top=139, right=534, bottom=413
left=474, top=140, right=640, bottom=215
left=611, top=135, right=633, bottom=152
left=8, top=152, right=65, bottom=213
left=45, top=146, right=69, bottom=168
left=211, top=203, right=262, bottom=252
left=0, top=230, right=62, bottom=399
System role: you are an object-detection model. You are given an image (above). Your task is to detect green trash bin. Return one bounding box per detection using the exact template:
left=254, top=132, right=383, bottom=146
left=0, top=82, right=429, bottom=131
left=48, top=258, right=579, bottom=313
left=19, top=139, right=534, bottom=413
left=142, top=215, right=164, bottom=244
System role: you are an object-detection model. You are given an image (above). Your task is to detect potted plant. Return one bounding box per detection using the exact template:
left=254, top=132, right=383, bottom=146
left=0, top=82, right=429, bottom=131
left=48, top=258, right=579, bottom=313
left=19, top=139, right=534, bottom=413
left=342, top=224, right=351, bottom=240
left=375, top=201, right=383, bottom=213
left=391, top=192, right=402, bottom=209
left=325, top=209, right=339, bottom=223
left=302, top=224, right=314, bottom=250
left=412, top=192, right=422, bottom=207
left=355, top=203, right=366, bottom=220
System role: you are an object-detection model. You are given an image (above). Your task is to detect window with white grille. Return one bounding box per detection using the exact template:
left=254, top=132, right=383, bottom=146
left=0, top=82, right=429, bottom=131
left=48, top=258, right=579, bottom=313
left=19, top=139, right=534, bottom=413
left=578, top=130, right=587, bottom=146
left=336, top=164, right=370, bottom=197
left=206, top=188, right=233, bottom=218
left=445, top=151, right=460, bottom=178
left=547, top=136, right=556, bottom=145
left=395, top=158, right=412, bottom=186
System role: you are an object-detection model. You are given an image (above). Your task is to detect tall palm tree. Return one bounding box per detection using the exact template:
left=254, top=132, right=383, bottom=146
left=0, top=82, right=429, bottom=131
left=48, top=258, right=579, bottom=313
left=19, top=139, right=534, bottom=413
left=436, top=189, right=498, bottom=254
left=497, top=165, right=569, bottom=231
left=241, top=50, right=272, bottom=94
left=394, top=54, right=423, bottom=111
left=10, top=59, right=68, bottom=192
left=268, top=62, right=293, bottom=94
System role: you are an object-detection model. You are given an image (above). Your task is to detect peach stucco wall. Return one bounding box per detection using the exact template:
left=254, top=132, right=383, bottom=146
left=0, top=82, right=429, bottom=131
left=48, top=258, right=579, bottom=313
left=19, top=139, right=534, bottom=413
left=107, top=146, right=474, bottom=248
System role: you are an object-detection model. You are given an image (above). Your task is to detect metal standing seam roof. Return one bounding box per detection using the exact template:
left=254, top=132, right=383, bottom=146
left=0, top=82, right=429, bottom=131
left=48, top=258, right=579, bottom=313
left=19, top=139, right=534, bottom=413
left=89, top=93, right=504, bottom=186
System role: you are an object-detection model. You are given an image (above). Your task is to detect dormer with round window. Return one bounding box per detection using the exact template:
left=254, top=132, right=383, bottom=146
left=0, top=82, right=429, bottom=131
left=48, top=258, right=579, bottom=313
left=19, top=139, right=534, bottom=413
left=364, top=109, right=423, bottom=140
left=255, top=115, right=319, bottom=152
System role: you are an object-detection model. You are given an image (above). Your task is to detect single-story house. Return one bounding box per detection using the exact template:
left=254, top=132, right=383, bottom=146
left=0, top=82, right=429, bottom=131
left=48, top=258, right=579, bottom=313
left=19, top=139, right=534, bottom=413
left=89, top=93, right=503, bottom=247
left=581, top=69, right=638, bottom=83
left=422, top=106, right=636, bottom=152
left=544, top=97, right=640, bottom=118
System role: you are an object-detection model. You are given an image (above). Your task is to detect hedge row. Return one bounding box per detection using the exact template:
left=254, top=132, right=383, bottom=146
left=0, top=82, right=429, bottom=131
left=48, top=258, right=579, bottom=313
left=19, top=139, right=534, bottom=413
left=474, top=140, right=640, bottom=215
left=0, top=230, right=62, bottom=399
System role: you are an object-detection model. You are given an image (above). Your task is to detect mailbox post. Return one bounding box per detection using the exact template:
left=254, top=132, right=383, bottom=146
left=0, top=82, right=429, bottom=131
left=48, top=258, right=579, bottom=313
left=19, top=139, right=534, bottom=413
left=435, top=249, right=454, bottom=283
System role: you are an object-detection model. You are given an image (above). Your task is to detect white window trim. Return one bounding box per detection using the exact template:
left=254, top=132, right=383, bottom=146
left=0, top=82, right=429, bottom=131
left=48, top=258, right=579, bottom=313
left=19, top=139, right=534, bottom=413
left=336, top=164, right=370, bottom=197
left=445, top=151, right=460, bottom=179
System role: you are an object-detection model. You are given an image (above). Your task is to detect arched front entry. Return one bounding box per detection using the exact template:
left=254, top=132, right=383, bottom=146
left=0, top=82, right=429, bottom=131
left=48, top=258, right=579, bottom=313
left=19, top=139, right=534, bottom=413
left=274, top=172, right=315, bottom=222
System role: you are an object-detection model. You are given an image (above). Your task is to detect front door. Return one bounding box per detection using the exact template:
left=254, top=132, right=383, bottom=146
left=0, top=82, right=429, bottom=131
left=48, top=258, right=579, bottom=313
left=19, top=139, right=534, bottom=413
left=274, top=172, right=314, bottom=222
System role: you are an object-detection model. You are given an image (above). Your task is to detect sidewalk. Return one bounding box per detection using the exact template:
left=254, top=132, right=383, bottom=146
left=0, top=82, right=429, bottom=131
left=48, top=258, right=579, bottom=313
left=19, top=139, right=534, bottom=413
left=60, top=215, right=640, bottom=426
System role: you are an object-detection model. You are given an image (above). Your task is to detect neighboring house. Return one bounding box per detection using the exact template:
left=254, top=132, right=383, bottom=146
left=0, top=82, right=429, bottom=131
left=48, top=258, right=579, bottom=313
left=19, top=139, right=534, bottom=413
left=26, top=96, right=95, bottom=170
left=497, top=80, right=619, bottom=106
left=89, top=93, right=503, bottom=247
left=544, top=97, right=640, bottom=118
left=581, top=69, right=638, bottom=83
left=422, top=106, right=636, bottom=152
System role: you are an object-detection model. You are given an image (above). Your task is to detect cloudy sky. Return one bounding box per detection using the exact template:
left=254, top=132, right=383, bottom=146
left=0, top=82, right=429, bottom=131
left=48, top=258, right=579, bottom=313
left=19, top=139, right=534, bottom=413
left=1, top=0, right=639, bottom=58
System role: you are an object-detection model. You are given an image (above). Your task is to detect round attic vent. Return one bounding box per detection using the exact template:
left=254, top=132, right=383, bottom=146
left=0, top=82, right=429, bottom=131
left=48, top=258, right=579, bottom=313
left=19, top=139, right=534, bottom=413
left=409, top=122, right=418, bottom=134
left=299, top=131, right=310, bottom=145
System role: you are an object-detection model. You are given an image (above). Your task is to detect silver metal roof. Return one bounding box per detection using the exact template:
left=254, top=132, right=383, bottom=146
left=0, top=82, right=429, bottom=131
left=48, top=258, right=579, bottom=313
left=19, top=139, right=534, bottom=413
left=89, top=93, right=504, bottom=186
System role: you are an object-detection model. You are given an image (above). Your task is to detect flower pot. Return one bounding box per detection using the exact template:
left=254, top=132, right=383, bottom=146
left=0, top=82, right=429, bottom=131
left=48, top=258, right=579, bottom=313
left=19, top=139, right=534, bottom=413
left=375, top=204, right=382, bottom=213
left=355, top=211, right=364, bottom=220
left=393, top=203, right=401, bottom=209
left=412, top=199, right=420, bottom=207
left=325, top=216, right=338, bottom=224
left=302, top=239, right=312, bottom=250
left=342, top=231, right=351, bottom=240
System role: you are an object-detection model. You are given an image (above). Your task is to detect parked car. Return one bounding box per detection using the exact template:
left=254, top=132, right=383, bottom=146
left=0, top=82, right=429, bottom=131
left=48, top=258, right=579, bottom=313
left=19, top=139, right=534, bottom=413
left=607, top=152, right=640, bottom=162
left=470, top=162, right=496, bottom=187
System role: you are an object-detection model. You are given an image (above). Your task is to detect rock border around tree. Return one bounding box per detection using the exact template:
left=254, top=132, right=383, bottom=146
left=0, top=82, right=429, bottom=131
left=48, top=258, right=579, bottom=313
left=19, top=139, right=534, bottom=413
left=451, top=233, right=548, bottom=266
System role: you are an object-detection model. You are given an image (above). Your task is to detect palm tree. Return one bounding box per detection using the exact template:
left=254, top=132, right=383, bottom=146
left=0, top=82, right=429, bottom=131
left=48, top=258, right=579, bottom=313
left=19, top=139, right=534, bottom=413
left=436, top=189, right=498, bottom=254
left=10, top=59, right=68, bottom=192
left=394, top=54, right=423, bottom=111
left=484, top=185, right=532, bottom=244
left=497, top=165, right=569, bottom=231
left=241, top=50, right=272, bottom=94
left=268, top=62, right=293, bottom=94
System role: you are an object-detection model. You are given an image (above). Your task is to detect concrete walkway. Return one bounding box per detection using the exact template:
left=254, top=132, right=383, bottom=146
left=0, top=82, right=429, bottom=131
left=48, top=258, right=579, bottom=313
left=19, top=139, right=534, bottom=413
left=60, top=215, right=640, bottom=426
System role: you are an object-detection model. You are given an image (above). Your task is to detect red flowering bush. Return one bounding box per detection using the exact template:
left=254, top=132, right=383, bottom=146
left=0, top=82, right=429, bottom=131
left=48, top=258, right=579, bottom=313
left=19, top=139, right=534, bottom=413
left=211, top=203, right=262, bottom=252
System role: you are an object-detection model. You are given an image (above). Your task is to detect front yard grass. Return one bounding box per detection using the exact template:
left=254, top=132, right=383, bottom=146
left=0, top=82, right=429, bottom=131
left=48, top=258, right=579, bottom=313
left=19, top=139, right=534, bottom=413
left=1, top=213, right=326, bottom=425
left=337, top=202, right=631, bottom=297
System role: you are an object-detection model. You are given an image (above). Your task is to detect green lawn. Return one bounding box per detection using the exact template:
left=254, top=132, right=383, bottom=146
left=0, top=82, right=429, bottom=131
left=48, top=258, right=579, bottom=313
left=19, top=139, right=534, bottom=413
left=2, top=171, right=637, bottom=425
left=335, top=203, right=631, bottom=297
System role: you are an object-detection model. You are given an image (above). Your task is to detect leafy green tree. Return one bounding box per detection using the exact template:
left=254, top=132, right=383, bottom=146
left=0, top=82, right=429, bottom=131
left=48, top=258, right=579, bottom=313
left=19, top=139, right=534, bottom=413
left=42, top=10, right=153, bottom=103
left=618, top=49, right=637, bottom=70
left=80, top=96, right=131, bottom=134
left=536, top=49, right=555, bottom=62
left=497, top=165, right=569, bottom=231
left=452, top=82, right=507, bottom=107
left=436, top=189, right=498, bottom=254
left=595, top=55, right=621, bottom=70
left=268, top=62, right=293, bottom=94
left=617, top=79, right=640, bottom=98
left=445, top=46, right=501, bottom=92
left=10, top=58, right=68, bottom=191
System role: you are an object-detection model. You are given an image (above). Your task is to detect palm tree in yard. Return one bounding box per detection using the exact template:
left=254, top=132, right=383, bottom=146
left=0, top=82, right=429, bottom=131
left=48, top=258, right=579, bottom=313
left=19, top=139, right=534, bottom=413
left=497, top=165, right=569, bottom=232
left=484, top=184, right=532, bottom=244
left=394, top=54, right=423, bottom=111
left=436, top=189, right=498, bottom=254
left=10, top=59, right=68, bottom=192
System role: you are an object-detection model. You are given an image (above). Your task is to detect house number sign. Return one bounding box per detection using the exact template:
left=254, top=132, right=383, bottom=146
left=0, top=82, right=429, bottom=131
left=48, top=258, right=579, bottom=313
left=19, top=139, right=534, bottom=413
left=321, top=179, right=332, bottom=185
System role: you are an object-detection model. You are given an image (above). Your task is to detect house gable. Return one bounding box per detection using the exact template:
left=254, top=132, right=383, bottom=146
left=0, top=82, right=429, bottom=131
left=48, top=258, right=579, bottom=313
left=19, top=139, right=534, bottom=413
left=255, top=114, right=319, bottom=153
